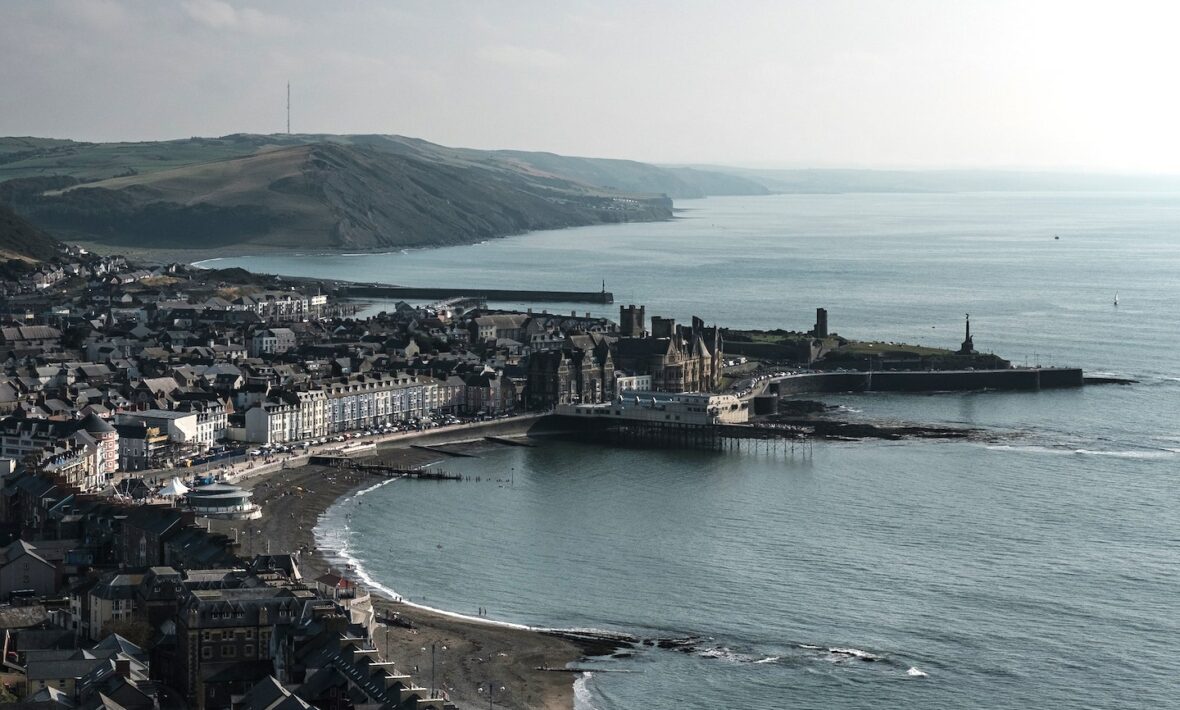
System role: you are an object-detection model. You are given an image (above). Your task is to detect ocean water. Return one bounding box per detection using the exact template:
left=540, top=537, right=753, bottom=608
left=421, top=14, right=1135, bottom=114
left=213, top=193, right=1180, bottom=709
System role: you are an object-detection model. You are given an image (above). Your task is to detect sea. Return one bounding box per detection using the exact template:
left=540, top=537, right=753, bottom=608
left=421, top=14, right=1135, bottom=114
left=201, top=192, right=1180, bottom=709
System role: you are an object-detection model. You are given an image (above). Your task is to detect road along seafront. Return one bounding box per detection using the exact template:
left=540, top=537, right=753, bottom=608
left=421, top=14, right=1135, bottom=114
left=209, top=418, right=594, bottom=710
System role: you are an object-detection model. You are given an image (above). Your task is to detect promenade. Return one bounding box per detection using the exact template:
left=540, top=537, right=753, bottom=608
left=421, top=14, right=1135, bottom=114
left=129, top=413, right=544, bottom=489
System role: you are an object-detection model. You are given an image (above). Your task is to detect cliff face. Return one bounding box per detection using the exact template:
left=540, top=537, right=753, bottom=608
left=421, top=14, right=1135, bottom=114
left=0, top=135, right=720, bottom=253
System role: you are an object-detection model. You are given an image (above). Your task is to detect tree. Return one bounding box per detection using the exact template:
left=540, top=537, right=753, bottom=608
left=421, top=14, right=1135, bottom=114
left=100, top=618, right=156, bottom=648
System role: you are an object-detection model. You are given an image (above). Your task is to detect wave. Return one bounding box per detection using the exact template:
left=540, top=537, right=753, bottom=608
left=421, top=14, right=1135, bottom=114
left=1073, top=449, right=1174, bottom=460
left=984, top=444, right=1073, bottom=456
left=697, top=646, right=751, bottom=663
left=907, top=666, right=929, bottom=677
left=573, top=672, right=598, bottom=710
left=828, top=647, right=881, bottom=662
left=985, top=444, right=1174, bottom=460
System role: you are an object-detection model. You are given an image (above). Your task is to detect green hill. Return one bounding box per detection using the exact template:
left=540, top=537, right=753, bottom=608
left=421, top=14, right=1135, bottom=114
left=0, top=201, right=63, bottom=262
left=0, top=139, right=687, bottom=253
left=0, top=134, right=770, bottom=255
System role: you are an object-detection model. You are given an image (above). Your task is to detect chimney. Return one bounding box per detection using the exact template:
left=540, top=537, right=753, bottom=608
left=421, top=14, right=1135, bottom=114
left=115, top=659, right=131, bottom=679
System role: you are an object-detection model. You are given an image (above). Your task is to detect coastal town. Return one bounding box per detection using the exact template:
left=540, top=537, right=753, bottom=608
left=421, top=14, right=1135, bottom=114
left=0, top=235, right=808, bottom=710
left=1, top=4, right=1168, bottom=709
left=0, top=231, right=1091, bottom=710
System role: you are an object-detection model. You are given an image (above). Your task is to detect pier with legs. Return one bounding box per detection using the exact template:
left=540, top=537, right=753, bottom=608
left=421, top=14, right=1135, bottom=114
left=551, top=417, right=816, bottom=455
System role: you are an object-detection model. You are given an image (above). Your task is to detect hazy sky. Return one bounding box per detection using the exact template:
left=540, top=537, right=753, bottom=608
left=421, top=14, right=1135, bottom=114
left=3, top=0, right=1179, bottom=171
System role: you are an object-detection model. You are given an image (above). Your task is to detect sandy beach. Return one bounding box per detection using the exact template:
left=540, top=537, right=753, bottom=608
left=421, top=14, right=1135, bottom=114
left=209, top=445, right=586, bottom=710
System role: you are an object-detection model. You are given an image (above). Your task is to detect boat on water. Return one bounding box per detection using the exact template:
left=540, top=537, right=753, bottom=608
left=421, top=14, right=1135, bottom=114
left=1114, top=291, right=1119, bottom=307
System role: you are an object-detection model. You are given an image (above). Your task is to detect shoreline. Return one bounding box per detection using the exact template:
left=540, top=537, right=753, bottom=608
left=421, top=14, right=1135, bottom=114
left=211, top=438, right=590, bottom=710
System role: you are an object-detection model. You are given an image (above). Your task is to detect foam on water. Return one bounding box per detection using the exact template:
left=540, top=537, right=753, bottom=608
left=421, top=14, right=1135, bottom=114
left=573, top=673, right=598, bottom=710
left=1072, top=449, right=1174, bottom=460
left=316, top=476, right=581, bottom=634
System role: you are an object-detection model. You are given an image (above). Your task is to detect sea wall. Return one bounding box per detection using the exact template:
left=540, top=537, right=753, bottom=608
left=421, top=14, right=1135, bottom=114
left=770, top=368, right=1083, bottom=395
left=343, top=284, right=614, bottom=304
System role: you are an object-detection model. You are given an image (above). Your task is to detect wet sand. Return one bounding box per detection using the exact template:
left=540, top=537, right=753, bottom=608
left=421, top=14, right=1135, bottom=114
left=211, top=446, right=584, bottom=710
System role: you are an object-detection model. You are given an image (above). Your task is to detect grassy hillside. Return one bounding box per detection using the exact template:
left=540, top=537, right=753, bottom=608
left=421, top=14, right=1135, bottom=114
left=0, top=133, right=781, bottom=255
left=0, top=133, right=768, bottom=196
left=0, top=201, right=63, bottom=261
left=1, top=141, right=675, bottom=252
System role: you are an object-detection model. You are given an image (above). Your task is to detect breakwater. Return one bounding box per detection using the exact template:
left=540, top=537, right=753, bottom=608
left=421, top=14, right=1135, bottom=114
left=342, top=283, right=614, bottom=304
left=769, top=367, right=1084, bottom=395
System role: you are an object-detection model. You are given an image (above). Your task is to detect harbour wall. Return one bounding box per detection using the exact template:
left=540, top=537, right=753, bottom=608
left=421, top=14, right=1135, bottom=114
left=769, top=368, right=1084, bottom=395
left=343, top=284, right=614, bottom=304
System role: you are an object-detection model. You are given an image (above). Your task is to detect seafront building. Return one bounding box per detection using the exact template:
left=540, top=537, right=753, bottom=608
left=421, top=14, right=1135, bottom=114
left=559, top=390, right=750, bottom=425
left=0, top=267, right=735, bottom=479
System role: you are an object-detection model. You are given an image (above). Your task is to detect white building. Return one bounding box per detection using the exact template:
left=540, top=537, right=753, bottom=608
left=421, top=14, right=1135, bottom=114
left=242, top=374, right=449, bottom=443
left=560, top=391, right=749, bottom=425
left=615, top=373, right=653, bottom=393
left=116, top=410, right=203, bottom=450
left=245, top=397, right=299, bottom=445
left=250, top=328, right=296, bottom=357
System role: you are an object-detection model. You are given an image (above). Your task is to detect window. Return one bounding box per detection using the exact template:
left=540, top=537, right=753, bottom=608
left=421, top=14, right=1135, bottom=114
left=201, top=646, right=213, bottom=659
left=222, top=645, right=236, bottom=658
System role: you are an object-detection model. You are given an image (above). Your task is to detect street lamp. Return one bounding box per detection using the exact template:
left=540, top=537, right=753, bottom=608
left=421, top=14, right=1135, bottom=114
left=427, top=643, right=447, bottom=698
left=479, top=681, right=505, bottom=709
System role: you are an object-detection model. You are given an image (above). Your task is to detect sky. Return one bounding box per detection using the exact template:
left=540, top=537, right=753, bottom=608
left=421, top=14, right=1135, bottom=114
left=3, top=0, right=1180, bottom=171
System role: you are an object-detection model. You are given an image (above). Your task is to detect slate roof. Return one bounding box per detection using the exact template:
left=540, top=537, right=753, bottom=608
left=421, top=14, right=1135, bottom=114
left=0, top=540, right=53, bottom=568
left=0, top=604, right=49, bottom=629
left=237, top=675, right=312, bottom=710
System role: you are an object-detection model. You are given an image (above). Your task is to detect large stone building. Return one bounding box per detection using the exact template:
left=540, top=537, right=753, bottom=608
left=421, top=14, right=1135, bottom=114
left=613, top=312, right=723, bottom=394
left=526, top=333, right=615, bottom=408
left=176, top=585, right=314, bottom=708
left=527, top=307, right=724, bottom=409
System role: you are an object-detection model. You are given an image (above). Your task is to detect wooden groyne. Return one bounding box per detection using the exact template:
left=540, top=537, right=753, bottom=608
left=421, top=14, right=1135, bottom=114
left=484, top=436, right=536, bottom=448
left=343, top=283, right=614, bottom=304
left=307, top=456, right=462, bottom=480
left=410, top=444, right=479, bottom=458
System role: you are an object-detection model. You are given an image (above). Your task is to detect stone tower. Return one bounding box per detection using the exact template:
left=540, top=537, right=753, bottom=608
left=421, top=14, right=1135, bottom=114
left=650, top=316, right=675, bottom=339
left=620, top=305, right=646, bottom=337
left=814, top=308, right=829, bottom=338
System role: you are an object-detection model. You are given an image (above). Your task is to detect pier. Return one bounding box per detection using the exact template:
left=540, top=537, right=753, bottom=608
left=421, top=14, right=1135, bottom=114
left=765, top=367, right=1085, bottom=395
left=548, top=416, right=817, bottom=454
left=342, top=283, right=614, bottom=304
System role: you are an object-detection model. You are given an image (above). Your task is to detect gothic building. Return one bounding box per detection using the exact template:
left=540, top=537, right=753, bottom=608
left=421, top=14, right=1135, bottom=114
left=526, top=332, right=614, bottom=408
left=614, top=314, right=723, bottom=394
left=526, top=306, right=723, bottom=409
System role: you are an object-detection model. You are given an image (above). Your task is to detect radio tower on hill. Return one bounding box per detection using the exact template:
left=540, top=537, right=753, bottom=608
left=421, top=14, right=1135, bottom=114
left=286, top=82, right=291, bottom=135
